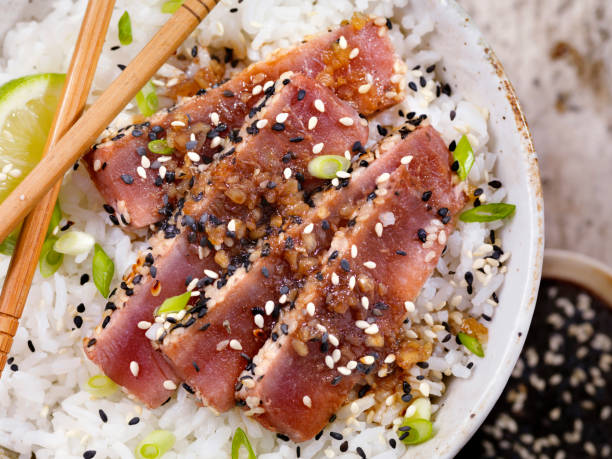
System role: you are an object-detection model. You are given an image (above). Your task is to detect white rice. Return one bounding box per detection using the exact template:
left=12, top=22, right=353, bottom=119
left=0, top=0, right=510, bottom=457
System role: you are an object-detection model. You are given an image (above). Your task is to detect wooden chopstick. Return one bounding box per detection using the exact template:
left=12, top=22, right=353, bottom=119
left=0, top=0, right=219, bottom=244
left=0, top=0, right=116, bottom=375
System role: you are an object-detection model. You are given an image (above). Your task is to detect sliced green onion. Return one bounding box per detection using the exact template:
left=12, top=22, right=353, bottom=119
left=453, top=135, right=474, bottom=181
left=135, top=430, right=176, bottom=459
left=161, top=0, right=184, bottom=14
left=118, top=11, right=133, bottom=46
left=85, top=374, right=118, bottom=397
left=92, top=243, right=114, bottom=298
left=47, top=200, right=62, bottom=238
left=39, top=237, right=63, bottom=278
left=135, top=81, right=159, bottom=117
left=406, top=397, right=432, bottom=422
left=53, top=231, right=95, bottom=256
left=155, top=291, right=191, bottom=316
left=307, top=155, right=350, bottom=179
left=457, top=332, right=485, bottom=357
left=231, top=427, right=256, bottom=459
left=460, top=203, right=516, bottom=223
left=148, top=139, right=173, bottom=155
left=398, top=418, right=434, bottom=445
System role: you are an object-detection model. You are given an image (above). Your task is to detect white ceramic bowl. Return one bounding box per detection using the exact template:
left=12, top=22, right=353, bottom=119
left=0, top=1, right=544, bottom=457
left=409, top=2, right=544, bottom=457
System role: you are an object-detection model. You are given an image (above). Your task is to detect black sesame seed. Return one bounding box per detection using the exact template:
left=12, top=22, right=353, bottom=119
left=376, top=125, right=388, bottom=136
left=465, top=271, right=474, bottom=285
left=417, top=228, right=427, bottom=243
left=83, top=451, right=96, bottom=459
left=408, top=81, right=418, bottom=91
left=120, top=174, right=134, bottom=185
left=277, top=433, right=290, bottom=441
left=297, top=89, right=306, bottom=101
left=87, top=338, right=97, bottom=347
left=73, top=316, right=83, bottom=329
left=272, top=122, right=285, bottom=131
left=340, top=440, right=349, bottom=452
left=421, top=191, right=432, bottom=202
left=438, top=207, right=449, bottom=217
left=356, top=446, right=366, bottom=458
left=389, top=438, right=397, bottom=449
left=117, top=64, right=126, bottom=71
left=451, top=160, right=460, bottom=172
left=340, top=259, right=350, bottom=272
left=315, top=430, right=324, bottom=441
left=27, top=340, right=35, bottom=352
left=449, top=140, right=456, bottom=151
left=128, top=416, right=140, bottom=425
left=330, top=432, right=343, bottom=440
left=103, top=204, right=115, bottom=214
left=98, top=409, right=108, bottom=423
left=420, top=76, right=427, bottom=87
left=80, top=274, right=89, bottom=285
left=488, top=180, right=502, bottom=188
left=426, top=64, right=436, bottom=73
left=10, top=364, right=18, bottom=371
left=401, top=393, right=413, bottom=403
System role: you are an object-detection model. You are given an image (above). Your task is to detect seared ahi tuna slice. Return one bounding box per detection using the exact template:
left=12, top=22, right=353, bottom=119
left=84, top=16, right=405, bottom=228
left=159, top=126, right=446, bottom=413
left=84, top=74, right=368, bottom=408
left=236, top=130, right=466, bottom=442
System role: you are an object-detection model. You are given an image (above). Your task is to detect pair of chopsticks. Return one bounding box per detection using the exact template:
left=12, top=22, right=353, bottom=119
left=0, top=0, right=219, bottom=375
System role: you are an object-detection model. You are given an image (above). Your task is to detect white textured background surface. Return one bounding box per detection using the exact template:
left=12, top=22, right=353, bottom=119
left=458, top=0, right=612, bottom=265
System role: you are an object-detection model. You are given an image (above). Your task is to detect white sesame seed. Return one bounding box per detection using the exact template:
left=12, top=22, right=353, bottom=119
left=355, top=320, right=369, bottom=329
left=186, top=277, right=199, bottom=291
left=312, top=143, right=324, bottom=154
left=349, top=48, right=360, bottom=59
left=227, top=219, right=236, bottom=232
left=303, top=395, right=312, bottom=408
left=254, top=314, right=264, bottom=328
left=159, top=166, right=167, bottom=179
left=336, top=171, right=350, bottom=179
left=137, top=321, right=151, bottom=330
left=425, top=251, right=436, bottom=263
left=314, top=99, right=325, bottom=112
left=187, top=152, right=201, bottom=162
left=405, top=301, right=415, bottom=313
left=347, top=360, right=357, bottom=370
left=339, top=117, right=354, bottom=126
left=438, top=231, right=447, bottom=245
left=210, top=112, right=220, bottom=126
left=308, top=116, right=318, bottom=130
left=211, top=136, right=222, bottom=148
left=375, top=222, right=383, bottom=237
left=204, top=269, right=219, bottom=279
left=316, top=324, right=327, bottom=333
left=137, top=166, right=147, bottom=179
left=130, top=361, right=139, bottom=377
left=361, top=355, right=375, bottom=365
left=358, top=83, right=372, bottom=94
left=93, top=159, right=102, bottom=171
left=190, top=133, right=196, bottom=141
left=283, top=167, right=292, bottom=179
left=229, top=339, right=242, bottom=350
left=384, top=354, right=396, bottom=364
left=344, top=150, right=351, bottom=160
left=263, top=80, right=274, bottom=91
left=363, top=261, right=376, bottom=269
left=338, top=366, right=351, bottom=376
left=339, top=35, right=347, bottom=49
left=276, top=112, right=289, bottom=123
left=332, top=349, right=341, bottom=362
left=361, top=296, right=369, bottom=309
left=328, top=334, right=339, bottom=347
left=365, top=324, right=379, bottom=335
left=331, top=178, right=339, bottom=187
left=348, top=276, right=356, bottom=290
left=163, top=380, right=177, bottom=390
left=376, top=172, right=390, bottom=184
left=171, top=120, right=186, bottom=127
left=331, top=272, right=339, bottom=285
left=306, top=302, right=315, bottom=316
left=278, top=294, right=287, bottom=304
left=265, top=300, right=275, bottom=315
left=256, top=119, right=268, bottom=129
left=325, top=355, right=335, bottom=369
left=351, top=244, right=358, bottom=259
left=158, top=156, right=172, bottom=162
left=141, top=156, right=151, bottom=168
left=252, top=85, right=262, bottom=95
left=303, top=223, right=314, bottom=234
left=401, top=155, right=413, bottom=165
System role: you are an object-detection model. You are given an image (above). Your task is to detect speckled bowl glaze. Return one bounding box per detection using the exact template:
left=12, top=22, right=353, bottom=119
left=0, top=1, right=544, bottom=457
left=406, top=1, right=544, bottom=457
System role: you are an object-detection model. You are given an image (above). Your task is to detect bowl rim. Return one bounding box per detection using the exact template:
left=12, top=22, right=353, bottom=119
left=423, top=2, right=545, bottom=457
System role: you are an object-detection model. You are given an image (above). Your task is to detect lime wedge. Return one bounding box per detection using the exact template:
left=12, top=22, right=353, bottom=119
left=0, top=73, right=65, bottom=203
left=0, top=73, right=65, bottom=255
